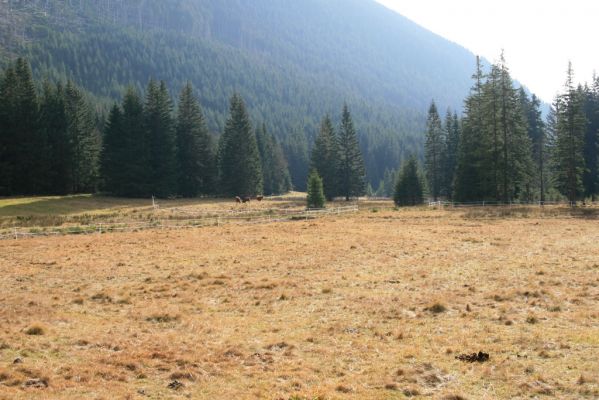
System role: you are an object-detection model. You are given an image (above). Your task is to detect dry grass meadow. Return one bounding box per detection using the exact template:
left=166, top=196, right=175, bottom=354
left=0, top=196, right=598, bottom=399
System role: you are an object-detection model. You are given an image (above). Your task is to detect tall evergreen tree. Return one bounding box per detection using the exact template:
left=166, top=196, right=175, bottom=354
left=454, top=56, right=487, bottom=202
left=0, top=58, right=45, bottom=195
left=495, top=55, right=533, bottom=202
left=256, top=123, right=291, bottom=195
left=337, top=104, right=366, bottom=200
left=101, top=103, right=126, bottom=195
left=218, top=94, right=263, bottom=196
left=16, top=58, right=46, bottom=194
left=145, top=80, right=178, bottom=198
left=282, top=130, right=309, bottom=192
left=64, top=80, right=101, bottom=193
left=0, top=64, right=17, bottom=195
left=545, top=102, right=560, bottom=199
left=581, top=81, right=599, bottom=200
left=455, top=54, right=533, bottom=203
left=394, top=156, right=424, bottom=206
left=424, top=101, right=444, bottom=200
left=40, top=81, right=70, bottom=194
left=310, top=115, right=339, bottom=200
left=121, top=87, right=149, bottom=197
left=483, top=63, right=502, bottom=199
left=176, top=82, right=215, bottom=197
left=554, top=63, right=587, bottom=203
left=522, top=92, right=547, bottom=202
left=444, top=110, right=460, bottom=200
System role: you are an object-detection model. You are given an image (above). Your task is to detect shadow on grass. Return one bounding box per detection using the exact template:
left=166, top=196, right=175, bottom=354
left=0, top=195, right=152, bottom=217
left=461, top=206, right=599, bottom=220
left=0, top=195, right=269, bottom=227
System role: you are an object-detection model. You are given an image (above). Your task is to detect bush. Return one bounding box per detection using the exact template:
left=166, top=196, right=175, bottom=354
left=25, top=325, right=45, bottom=335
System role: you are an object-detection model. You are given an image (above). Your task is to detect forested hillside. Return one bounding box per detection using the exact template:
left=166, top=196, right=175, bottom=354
left=0, top=0, right=484, bottom=189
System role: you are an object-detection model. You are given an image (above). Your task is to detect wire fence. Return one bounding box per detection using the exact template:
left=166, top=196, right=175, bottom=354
left=0, top=205, right=359, bottom=241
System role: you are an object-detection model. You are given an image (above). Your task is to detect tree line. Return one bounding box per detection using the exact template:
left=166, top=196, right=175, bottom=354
left=0, top=58, right=294, bottom=198
left=422, top=55, right=599, bottom=204
left=1, top=58, right=370, bottom=199
left=6, top=0, right=434, bottom=191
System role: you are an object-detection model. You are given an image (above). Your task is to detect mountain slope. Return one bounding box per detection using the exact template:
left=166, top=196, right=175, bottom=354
left=1, top=0, right=484, bottom=188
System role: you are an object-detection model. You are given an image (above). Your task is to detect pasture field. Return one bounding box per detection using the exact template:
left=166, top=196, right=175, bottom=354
left=0, top=197, right=598, bottom=399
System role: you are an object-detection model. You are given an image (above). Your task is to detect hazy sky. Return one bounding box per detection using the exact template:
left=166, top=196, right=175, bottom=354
left=375, top=0, right=599, bottom=102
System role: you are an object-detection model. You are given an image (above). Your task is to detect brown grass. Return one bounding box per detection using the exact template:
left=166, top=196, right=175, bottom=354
left=0, top=204, right=598, bottom=399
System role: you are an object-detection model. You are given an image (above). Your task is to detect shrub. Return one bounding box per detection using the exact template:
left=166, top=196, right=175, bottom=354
left=426, top=303, right=447, bottom=314
left=25, top=325, right=45, bottom=335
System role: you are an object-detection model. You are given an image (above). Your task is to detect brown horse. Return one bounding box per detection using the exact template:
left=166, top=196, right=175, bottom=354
left=235, top=196, right=242, bottom=204
left=256, top=195, right=264, bottom=202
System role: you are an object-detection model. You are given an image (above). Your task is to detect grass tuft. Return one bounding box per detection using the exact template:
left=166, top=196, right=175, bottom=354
left=426, top=303, right=447, bottom=314
left=24, top=325, right=45, bottom=336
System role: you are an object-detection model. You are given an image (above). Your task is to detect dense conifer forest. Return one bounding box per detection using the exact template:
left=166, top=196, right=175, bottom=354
left=0, top=2, right=596, bottom=201
left=423, top=57, right=599, bottom=203
left=2, top=55, right=597, bottom=202
left=0, top=58, right=363, bottom=199
left=0, top=0, right=494, bottom=190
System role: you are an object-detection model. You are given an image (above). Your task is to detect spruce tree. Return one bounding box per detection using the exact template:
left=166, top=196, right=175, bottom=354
left=176, top=82, right=215, bottom=197
left=495, top=54, right=533, bottom=202
left=545, top=103, right=559, bottom=199
left=0, top=65, right=15, bottom=195
left=311, top=115, right=339, bottom=200
left=101, top=103, right=126, bottom=195
left=454, top=56, right=487, bottom=202
left=306, top=170, right=325, bottom=209
left=424, top=101, right=444, bottom=201
left=17, top=58, right=46, bottom=194
left=582, top=81, right=599, bottom=200
left=337, top=104, right=365, bottom=200
left=455, top=54, right=533, bottom=203
left=121, top=87, right=149, bottom=197
left=554, top=63, right=587, bottom=203
left=483, top=63, right=501, bottom=199
left=269, top=134, right=292, bottom=194
left=282, top=130, right=309, bottom=192
left=64, top=81, right=101, bottom=193
left=0, top=58, right=45, bottom=195
left=394, top=156, right=424, bottom=206
left=444, top=110, right=460, bottom=200
left=256, top=123, right=291, bottom=195
left=40, top=81, right=69, bottom=194
left=145, top=80, right=178, bottom=198
left=523, top=92, right=547, bottom=202
left=218, top=94, right=263, bottom=197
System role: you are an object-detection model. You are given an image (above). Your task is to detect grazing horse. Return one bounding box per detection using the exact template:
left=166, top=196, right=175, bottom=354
left=256, top=195, right=264, bottom=202
left=235, top=196, right=242, bottom=204
left=242, top=196, right=251, bottom=203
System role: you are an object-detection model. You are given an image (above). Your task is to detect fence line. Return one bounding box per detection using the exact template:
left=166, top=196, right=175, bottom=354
left=0, top=205, right=358, bottom=241
left=428, top=200, right=598, bottom=208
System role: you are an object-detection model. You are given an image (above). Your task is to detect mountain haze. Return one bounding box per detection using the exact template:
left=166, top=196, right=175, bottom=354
left=1, top=0, right=485, bottom=188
